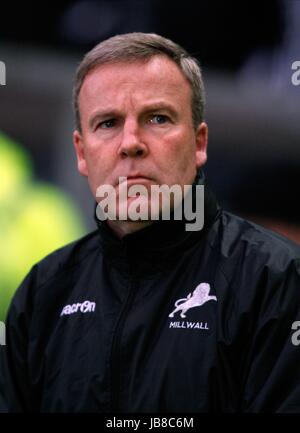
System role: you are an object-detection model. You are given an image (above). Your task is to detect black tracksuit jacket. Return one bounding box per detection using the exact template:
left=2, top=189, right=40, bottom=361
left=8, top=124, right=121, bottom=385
left=1, top=178, right=300, bottom=413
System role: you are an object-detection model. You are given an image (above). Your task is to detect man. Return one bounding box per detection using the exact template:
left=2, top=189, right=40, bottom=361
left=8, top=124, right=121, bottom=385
left=1, top=33, right=300, bottom=413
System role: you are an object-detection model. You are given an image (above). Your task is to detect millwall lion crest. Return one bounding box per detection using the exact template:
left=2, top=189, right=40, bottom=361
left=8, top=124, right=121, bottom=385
left=169, top=283, right=217, bottom=318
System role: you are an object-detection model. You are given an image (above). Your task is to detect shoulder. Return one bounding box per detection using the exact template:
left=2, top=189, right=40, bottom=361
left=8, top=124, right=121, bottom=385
left=215, top=211, right=300, bottom=275
left=210, top=212, right=300, bottom=363
left=6, top=230, right=100, bottom=320
left=32, top=229, right=100, bottom=288
left=211, top=211, right=300, bottom=321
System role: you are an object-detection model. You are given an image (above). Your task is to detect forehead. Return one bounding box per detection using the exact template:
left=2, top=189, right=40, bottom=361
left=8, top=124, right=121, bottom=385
left=79, top=56, right=192, bottom=109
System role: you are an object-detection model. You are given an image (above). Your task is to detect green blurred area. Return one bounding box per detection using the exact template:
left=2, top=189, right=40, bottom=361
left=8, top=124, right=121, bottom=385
left=0, top=131, right=86, bottom=321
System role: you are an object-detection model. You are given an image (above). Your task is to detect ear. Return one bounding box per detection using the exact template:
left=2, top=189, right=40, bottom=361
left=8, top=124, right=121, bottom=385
left=73, top=130, right=88, bottom=177
left=195, top=122, right=208, bottom=169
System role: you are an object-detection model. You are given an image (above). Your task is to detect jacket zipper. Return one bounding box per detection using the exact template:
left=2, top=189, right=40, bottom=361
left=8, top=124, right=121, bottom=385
left=109, top=264, right=138, bottom=412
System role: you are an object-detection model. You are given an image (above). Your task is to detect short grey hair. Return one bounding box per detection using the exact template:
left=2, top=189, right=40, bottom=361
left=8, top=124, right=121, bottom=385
left=73, top=32, right=205, bottom=132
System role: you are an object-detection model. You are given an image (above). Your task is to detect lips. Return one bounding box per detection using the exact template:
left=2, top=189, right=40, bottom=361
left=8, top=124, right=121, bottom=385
left=118, top=174, right=153, bottom=184
left=127, top=176, right=151, bottom=181
left=127, top=173, right=152, bottom=180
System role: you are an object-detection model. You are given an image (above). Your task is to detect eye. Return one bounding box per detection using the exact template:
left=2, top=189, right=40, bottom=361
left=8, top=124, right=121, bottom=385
left=97, top=119, right=116, bottom=129
left=149, top=114, right=169, bottom=125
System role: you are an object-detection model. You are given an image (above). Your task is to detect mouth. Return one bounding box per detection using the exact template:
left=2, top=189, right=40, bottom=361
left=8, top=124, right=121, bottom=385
left=119, top=175, right=153, bottom=185
left=127, top=176, right=152, bottom=181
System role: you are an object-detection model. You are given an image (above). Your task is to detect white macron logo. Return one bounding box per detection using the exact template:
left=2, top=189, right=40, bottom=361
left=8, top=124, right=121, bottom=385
left=60, top=300, right=96, bottom=316
left=169, top=283, right=217, bottom=318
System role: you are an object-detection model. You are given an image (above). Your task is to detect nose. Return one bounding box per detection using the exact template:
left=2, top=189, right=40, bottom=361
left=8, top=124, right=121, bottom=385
left=118, top=119, right=148, bottom=159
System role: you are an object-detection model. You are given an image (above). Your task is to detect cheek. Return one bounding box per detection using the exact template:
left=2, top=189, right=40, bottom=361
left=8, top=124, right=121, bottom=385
left=84, top=143, right=117, bottom=184
left=163, top=132, right=196, bottom=166
left=168, top=135, right=198, bottom=184
left=84, top=140, right=105, bottom=166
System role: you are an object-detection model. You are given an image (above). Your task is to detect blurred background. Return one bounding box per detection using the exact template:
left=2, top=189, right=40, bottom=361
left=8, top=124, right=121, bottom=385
left=1, top=0, right=300, bottom=320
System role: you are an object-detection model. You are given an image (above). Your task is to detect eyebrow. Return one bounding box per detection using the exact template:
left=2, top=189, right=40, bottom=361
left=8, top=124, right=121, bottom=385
left=88, top=102, right=178, bottom=130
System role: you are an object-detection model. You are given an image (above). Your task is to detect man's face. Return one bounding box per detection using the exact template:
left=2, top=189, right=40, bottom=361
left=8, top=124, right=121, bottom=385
left=74, top=55, right=208, bottom=216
